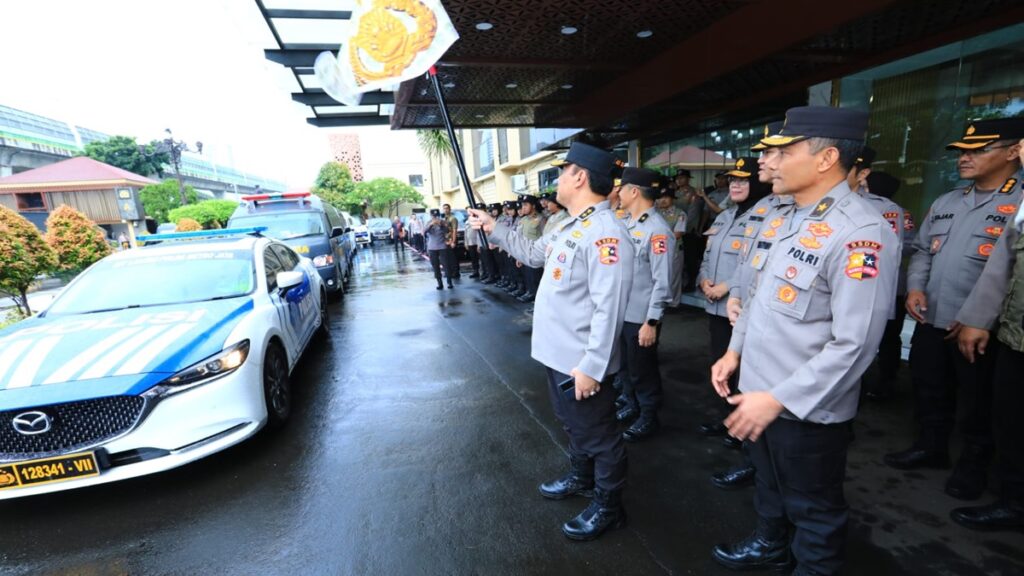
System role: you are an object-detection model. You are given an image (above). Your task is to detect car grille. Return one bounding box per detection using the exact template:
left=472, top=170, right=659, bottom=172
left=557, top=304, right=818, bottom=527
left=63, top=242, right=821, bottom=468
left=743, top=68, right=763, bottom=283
left=0, top=396, right=146, bottom=462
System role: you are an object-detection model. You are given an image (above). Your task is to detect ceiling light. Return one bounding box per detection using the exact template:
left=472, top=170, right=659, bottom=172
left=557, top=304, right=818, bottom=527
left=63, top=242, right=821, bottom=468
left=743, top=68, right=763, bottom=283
left=560, top=26, right=578, bottom=35
left=505, top=83, right=518, bottom=89
left=636, top=30, right=653, bottom=39
left=561, top=84, right=574, bottom=90
left=443, top=82, right=455, bottom=88
left=475, top=114, right=485, bottom=118
left=475, top=22, right=493, bottom=31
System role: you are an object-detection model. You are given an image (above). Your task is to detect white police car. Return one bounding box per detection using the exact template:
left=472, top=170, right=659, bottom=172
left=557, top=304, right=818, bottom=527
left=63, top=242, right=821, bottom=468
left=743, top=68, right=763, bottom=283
left=0, top=227, right=327, bottom=499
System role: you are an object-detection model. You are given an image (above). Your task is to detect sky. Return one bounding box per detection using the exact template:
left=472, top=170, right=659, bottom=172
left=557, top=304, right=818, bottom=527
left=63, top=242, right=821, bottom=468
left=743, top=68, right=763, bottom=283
left=0, top=0, right=419, bottom=188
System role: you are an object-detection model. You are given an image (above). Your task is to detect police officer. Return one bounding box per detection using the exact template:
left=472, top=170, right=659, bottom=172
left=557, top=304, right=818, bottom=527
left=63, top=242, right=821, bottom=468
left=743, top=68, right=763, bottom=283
left=656, top=187, right=686, bottom=306
left=697, top=157, right=771, bottom=485
left=711, top=106, right=897, bottom=575
left=495, top=201, right=518, bottom=290
left=614, top=167, right=675, bottom=441
left=541, top=191, right=569, bottom=234
left=467, top=142, right=634, bottom=541
left=465, top=202, right=485, bottom=279
left=481, top=203, right=503, bottom=284
left=954, top=134, right=1024, bottom=532
left=885, top=118, right=1024, bottom=502
left=442, top=203, right=460, bottom=279
left=424, top=208, right=453, bottom=290
left=515, top=194, right=545, bottom=303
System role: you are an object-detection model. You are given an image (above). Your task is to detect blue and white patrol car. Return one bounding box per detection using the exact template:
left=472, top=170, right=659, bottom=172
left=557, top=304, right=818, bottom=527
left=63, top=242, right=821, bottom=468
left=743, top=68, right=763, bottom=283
left=0, top=228, right=327, bottom=499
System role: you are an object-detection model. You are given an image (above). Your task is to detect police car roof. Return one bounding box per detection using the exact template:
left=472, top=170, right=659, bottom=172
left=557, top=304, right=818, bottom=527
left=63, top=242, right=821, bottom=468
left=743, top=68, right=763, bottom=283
left=231, top=194, right=325, bottom=217
left=126, top=235, right=266, bottom=259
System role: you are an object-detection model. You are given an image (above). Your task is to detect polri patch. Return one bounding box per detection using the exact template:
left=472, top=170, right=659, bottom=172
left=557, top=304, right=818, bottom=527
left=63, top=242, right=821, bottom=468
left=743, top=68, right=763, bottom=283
left=777, top=285, right=797, bottom=304
left=651, top=234, right=668, bottom=255
left=978, top=243, right=994, bottom=257
left=807, top=222, right=833, bottom=237
left=997, top=204, right=1018, bottom=215
left=845, top=251, right=879, bottom=280
left=595, top=238, right=620, bottom=264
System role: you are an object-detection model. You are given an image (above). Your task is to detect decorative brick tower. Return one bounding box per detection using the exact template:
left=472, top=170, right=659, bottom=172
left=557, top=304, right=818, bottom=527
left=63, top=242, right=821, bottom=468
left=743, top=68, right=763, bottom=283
left=328, top=134, right=364, bottom=182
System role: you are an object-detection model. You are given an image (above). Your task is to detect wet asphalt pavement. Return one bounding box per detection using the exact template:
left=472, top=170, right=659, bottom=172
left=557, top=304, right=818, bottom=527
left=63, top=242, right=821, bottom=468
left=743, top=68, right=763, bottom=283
left=1, top=243, right=1022, bottom=576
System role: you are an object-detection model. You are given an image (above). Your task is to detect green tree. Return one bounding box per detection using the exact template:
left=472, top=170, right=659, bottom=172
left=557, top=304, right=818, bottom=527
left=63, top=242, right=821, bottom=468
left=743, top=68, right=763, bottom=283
left=80, top=135, right=169, bottom=177
left=139, top=179, right=198, bottom=223
left=0, top=205, right=58, bottom=315
left=44, top=205, right=112, bottom=278
left=168, top=200, right=238, bottom=229
left=416, top=129, right=454, bottom=160
left=355, top=177, right=424, bottom=217
left=312, top=162, right=360, bottom=213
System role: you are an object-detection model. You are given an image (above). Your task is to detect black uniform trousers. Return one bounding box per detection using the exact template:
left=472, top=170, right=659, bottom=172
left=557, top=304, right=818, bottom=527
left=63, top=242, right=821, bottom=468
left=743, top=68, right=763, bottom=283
left=708, top=314, right=739, bottom=397
left=682, top=233, right=705, bottom=289
left=479, top=245, right=494, bottom=278
left=466, top=245, right=480, bottom=276
left=428, top=248, right=454, bottom=283
left=909, top=323, right=996, bottom=452
left=620, top=322, right=663, bottom=416
left=749, top=418, right=852, bottom=576
left=545, top=368, right=627, bottom=492
left=876, top=294, right=907, bottom=384
left=994, top=346, right=1024, bottom=500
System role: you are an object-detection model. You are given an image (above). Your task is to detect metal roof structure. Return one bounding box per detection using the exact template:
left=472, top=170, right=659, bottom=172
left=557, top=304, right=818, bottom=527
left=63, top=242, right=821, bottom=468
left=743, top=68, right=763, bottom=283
left=258, top=0, right=1024, bottom=141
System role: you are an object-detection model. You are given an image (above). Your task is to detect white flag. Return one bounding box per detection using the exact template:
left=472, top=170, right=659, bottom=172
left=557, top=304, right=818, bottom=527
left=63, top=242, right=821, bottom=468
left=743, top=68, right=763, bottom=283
left=314, top=0, right=459, bottom=107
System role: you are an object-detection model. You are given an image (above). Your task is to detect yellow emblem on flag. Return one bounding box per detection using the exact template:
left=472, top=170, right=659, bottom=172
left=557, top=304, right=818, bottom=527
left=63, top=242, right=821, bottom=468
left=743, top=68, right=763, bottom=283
left=315, top=0, right=460, bottom=106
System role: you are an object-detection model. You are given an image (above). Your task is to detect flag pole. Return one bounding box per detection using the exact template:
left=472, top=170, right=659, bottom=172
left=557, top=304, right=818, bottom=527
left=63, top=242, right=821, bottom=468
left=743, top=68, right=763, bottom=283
left=427, top=66, right=489, bottom=246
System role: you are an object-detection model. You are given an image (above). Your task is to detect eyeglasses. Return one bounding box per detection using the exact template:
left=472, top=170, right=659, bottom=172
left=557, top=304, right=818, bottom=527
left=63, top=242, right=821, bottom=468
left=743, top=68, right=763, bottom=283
left=728, top=177, right=749, bottom=184
left=958, top=144, right=1016, bottom=157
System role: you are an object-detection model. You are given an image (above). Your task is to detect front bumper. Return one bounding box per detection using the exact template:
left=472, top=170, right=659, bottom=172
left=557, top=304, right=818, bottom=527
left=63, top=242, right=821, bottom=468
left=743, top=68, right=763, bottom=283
left=316, top=264, right=342, bottom=292
left=0, top=358, right=266, bottom=500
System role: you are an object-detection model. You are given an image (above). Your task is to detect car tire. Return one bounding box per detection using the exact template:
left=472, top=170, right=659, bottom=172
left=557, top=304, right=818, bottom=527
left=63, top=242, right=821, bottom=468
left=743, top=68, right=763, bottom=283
left=263, top=342, right=291, bottom=429
left=317, top=290, right=330, bottom=339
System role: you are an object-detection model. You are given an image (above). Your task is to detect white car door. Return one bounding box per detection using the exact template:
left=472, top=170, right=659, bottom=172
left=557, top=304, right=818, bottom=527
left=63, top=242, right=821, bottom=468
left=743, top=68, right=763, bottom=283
left=270, top=244, right=318, bottom=353
left=264, top=246, right=304, bottom=363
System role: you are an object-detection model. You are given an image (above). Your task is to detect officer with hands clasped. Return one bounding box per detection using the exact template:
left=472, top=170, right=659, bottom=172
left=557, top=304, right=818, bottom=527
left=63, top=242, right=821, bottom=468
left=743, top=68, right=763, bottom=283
left=467, top=142, right=634, bottom=541
left=710, top=106, right=898, bottom=575
left=615, top=167, right=675, bottom=442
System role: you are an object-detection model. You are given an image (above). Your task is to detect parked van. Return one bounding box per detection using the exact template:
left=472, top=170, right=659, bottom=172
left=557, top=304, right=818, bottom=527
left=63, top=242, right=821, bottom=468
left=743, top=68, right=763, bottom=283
left=227, top=192, right=353, bottom=295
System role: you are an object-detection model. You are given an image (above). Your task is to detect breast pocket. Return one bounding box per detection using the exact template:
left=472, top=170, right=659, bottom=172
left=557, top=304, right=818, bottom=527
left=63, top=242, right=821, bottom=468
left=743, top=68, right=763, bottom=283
left=928, top=219, right=953, bottom=254
left=722, top=233, right=744, bottom=256
left=547, top=244, right=577, bottom=287
left=967, top=233, right=998, bottom=262
left=768, top=261, right=818, bottom=319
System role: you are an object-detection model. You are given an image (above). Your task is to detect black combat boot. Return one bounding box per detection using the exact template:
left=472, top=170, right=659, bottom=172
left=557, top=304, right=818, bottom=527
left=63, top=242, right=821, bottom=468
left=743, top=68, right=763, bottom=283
left=712, top=521, right=791, bottom=571
left=950, top=498, right=1024, bottom=532
left=623, top=413, right=659, bottom=442
left=711, top=464, right=756, bottom=490
left=884, top=430, right=950, bottom=470
left=945, top=444, right=991, bottom=500
left=561, top=488, right=627, bottom=541
left=538, top=455, right=594, bottom=500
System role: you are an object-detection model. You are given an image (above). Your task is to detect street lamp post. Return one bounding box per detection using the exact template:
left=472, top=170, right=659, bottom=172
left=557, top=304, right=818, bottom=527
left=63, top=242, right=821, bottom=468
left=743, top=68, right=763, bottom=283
left=142, top=129, right=203, bottom=206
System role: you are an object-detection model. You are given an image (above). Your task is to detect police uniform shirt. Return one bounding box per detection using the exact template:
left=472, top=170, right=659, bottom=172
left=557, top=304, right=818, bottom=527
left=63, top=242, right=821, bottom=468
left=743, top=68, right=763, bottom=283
left=624, top=207, right=675, bottom=324
left=728, top=182, right=898, bottom=424
left=445, top=214, right=459, bottom=244
left=727, top=194, right=790, bottom=300
left=699, top=204, right=756, bottom=317
left=424, top=218, right=449, bottom=250
left=856, top=187, right=914, bottom=306
left=520, top=212, right=544, bottom=242
left=489, top=201, right=634, bottom=381
left=906, top=176, right=1022, bottom=328
left=542, top=210, right=569, bottom=236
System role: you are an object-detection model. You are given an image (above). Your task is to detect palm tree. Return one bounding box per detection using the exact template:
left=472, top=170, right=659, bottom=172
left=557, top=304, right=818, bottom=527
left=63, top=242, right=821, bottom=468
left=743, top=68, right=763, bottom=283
left=416, top=129, right=454, bottom=160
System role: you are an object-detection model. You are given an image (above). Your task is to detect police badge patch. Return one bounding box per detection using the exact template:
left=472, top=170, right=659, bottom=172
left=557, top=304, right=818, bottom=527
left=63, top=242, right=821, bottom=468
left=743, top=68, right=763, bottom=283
left=595, top=238, right=620, bottom=264
left=651, top=234, right=668, bottom=255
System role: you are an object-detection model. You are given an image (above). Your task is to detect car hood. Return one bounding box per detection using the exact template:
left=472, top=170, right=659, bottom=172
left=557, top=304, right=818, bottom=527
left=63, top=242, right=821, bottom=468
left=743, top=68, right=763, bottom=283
left=0, top=298, right=253, bottom=410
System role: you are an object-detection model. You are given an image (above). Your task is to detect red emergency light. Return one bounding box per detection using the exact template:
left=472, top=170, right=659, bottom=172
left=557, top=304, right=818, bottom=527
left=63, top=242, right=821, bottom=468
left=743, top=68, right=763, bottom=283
left=240, top=191, right=311, bottom=202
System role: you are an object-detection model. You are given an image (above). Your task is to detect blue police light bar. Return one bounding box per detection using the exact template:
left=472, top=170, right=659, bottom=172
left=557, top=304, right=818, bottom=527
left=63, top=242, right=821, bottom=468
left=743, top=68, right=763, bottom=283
left=140, top=227, right=268, bottom=242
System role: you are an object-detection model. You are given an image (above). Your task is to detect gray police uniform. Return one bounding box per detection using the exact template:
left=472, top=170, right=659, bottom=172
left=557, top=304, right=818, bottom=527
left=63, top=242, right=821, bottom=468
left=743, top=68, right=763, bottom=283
left=543, top=209, right=569, bottom=236
left=424, top=218, right=452, bottom=285
left=957, top=193, right=1024, bottom=502
left=728, top=194, right=789, bottom=301
left=729, top=182, right=897, bottom=574
left=619, top=208, right=674, bottom=418
left=904, top=176, right=1022, bottom=454
left=489, top=200, right=634, bottom=491
left=658, top=206, right=686, bottom=304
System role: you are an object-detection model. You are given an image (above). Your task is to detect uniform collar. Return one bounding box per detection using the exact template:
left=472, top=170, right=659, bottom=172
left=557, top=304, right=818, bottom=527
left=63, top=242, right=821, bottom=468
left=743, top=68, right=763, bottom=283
left=962, top=176, right=1019, bottom=206
left=575, top=201, right=610, bottom=222
left=804, top=180, right=854, bottom=221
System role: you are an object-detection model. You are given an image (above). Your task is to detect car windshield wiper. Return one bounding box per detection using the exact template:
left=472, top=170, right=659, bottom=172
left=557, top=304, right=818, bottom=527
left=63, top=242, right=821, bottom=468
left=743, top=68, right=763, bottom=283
left=79, top=304, right=142, bottom=315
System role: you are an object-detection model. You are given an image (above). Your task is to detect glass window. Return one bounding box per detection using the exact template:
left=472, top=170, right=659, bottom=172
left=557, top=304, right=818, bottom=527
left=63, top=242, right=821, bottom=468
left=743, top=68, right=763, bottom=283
left=497, top=128, right=509, bottom=165
left=229, top=212, right=326, bottom=241
left=473, top=130, right=494, bottom=177
left=271, top=244, right=300, bottom=270
left=537, top=167, right=559, bottom=195
left=15, top=192, right=45, bottom=211
left=46, top=250, right=255, bottom=315
left=264, top=247, right=284, bottom=291
left=408, top=174, right=424, bottom=187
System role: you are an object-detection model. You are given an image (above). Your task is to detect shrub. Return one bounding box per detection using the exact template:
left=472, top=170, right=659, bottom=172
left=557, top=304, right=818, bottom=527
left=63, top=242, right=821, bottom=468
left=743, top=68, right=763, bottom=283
left=0, top=205, right=58, bottom=315
left=175, top=218, right=202, bottom=232
left=44, top=205, right=112, bottom=276
left=168, top=200, right=238, bottom=229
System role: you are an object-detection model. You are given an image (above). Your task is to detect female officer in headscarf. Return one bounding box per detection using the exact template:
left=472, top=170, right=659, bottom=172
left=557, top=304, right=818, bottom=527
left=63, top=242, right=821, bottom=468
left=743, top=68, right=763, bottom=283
left=695, top=157, right=772, bottom=486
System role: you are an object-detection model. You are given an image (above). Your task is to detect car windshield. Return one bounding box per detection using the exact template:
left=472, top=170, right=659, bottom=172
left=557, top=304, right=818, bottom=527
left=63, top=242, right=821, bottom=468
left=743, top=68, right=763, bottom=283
left=229, top=213, right=325, bottom=240
left=367, top=218, right=391, bottom=230
left=46, top=250, right=255, bottom=315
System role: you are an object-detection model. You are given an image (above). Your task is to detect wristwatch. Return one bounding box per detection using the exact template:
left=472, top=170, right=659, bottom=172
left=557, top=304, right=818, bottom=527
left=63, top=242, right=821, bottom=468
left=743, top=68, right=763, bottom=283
left=646, top=319, right=659, bottom=327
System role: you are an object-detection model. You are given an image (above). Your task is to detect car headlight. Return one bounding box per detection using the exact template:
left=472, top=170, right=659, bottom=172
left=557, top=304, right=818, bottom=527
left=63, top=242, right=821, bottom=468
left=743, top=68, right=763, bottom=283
left=144, top=340, right=250, bottom=399
left=312, top=254, right=334, bottom=267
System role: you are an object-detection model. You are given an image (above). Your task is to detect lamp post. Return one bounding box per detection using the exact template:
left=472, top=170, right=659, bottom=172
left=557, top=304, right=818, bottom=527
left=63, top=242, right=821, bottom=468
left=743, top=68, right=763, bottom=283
left=142, top=129, right=203, bottom=206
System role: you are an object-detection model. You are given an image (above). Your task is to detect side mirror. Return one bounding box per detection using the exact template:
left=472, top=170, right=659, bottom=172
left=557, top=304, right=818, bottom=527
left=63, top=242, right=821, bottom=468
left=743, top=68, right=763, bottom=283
left=276, top=270, right=304, bottom=294
left=331, top=226, right=345, bottom=238
left=344, top=227, right=353, bottom=234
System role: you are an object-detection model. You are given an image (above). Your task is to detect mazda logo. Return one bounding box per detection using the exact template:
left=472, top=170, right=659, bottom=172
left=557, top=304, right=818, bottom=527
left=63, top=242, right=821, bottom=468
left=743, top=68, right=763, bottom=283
left=12, top=411, right=51, bottom=436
